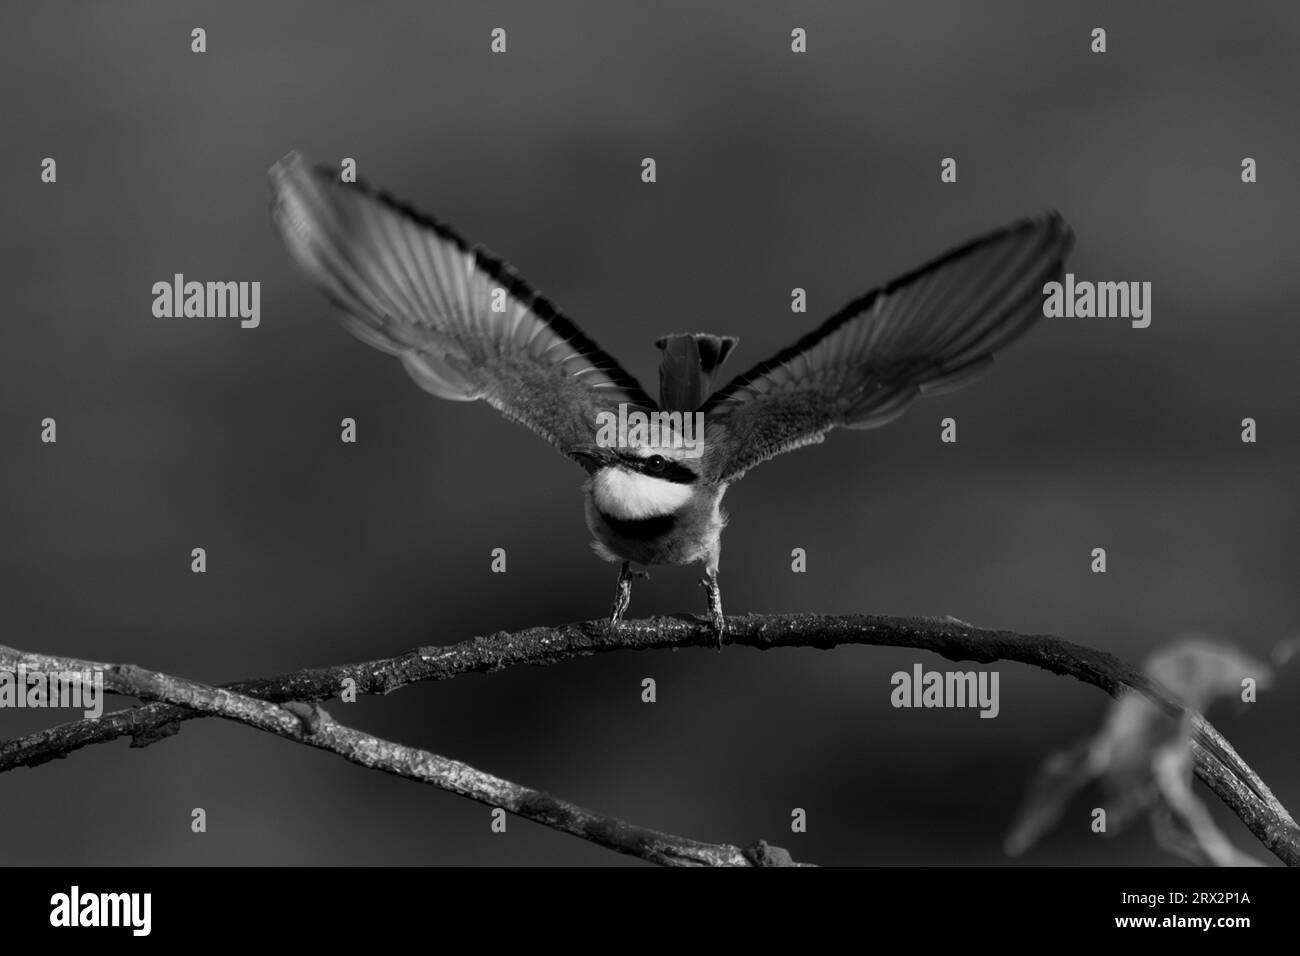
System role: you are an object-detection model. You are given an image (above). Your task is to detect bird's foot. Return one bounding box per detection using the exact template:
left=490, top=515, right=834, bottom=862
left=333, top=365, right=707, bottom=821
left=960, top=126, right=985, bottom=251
left=608, top=562, right=648, bottom=632
left=698, top=575, right=725, bottom=650
left=608, top=585, right=630, bottom=632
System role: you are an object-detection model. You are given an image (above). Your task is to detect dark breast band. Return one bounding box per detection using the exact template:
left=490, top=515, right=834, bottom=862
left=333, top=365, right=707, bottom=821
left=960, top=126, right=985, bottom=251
left=598, top=510, right=678, bottom=541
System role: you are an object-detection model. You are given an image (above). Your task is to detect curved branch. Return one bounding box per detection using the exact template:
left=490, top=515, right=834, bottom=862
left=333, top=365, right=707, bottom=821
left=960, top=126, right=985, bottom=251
left=0, top=650, right=799, bottom=867
left=2, top=612, right=1296, bottom=865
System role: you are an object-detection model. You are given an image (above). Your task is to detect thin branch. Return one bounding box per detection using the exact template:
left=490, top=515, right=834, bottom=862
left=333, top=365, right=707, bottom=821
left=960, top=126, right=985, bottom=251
left=0, top=649, right=799, bottom=867
left=2, top=612, right=1295, bottom=865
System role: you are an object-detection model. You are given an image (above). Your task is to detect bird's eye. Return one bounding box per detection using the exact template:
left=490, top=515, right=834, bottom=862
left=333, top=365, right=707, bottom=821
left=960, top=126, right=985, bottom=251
left=644, top=455, right=667, bottom=473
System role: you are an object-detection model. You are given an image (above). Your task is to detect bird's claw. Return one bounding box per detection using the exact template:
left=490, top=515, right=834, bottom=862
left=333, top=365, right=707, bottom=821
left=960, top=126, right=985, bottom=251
left=698, top=576, right=725, bottom=650
left=608, top=562, right=644, bottom=632
left=609, top=586, right=630, bottom=632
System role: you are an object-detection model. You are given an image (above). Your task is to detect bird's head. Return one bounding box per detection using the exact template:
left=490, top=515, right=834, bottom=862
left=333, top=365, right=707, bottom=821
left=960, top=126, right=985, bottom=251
left=576, top=443, right=705, bottom=521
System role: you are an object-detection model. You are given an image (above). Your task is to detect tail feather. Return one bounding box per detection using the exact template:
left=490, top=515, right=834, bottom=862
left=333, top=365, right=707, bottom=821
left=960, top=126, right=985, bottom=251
left=655, top=333, right=739, bottom=411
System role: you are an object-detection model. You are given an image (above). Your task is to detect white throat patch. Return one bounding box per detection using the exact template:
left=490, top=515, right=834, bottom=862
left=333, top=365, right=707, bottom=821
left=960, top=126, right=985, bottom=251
left=592, top=468, right=693, bottom=520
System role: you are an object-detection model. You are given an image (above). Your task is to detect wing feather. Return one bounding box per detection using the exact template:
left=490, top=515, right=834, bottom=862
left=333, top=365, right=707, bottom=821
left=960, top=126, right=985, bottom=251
left=701, top=213, right=1073, bottom=482
left=269, top=152, right=656, bottom=462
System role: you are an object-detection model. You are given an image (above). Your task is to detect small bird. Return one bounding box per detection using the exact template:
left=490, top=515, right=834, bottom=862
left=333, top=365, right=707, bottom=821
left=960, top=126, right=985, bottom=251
left=269, top=152, right=1072, bottom=644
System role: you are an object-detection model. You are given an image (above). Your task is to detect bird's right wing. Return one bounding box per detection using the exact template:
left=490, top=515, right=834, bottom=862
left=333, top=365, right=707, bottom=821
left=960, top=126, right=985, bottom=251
left=700, top=213, right=1073, bottom=483
left=269, top=152, right=657, bottom=464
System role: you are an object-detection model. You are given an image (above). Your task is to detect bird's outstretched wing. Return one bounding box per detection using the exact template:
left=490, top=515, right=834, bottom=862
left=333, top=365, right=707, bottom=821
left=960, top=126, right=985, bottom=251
left=268, top=152, right=657, bottom=464
left=700, top=213, right=1073, bottom=483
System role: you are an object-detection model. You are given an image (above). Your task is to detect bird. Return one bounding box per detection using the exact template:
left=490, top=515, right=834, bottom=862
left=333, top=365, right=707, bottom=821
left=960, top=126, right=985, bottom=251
left=268, top=151, right=1073, bottom=646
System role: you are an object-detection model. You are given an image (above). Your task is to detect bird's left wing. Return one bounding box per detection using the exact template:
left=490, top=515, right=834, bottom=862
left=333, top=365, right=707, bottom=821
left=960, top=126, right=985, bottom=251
left=700, top=213, right=1073, bottom=483
left=269, top=152, right=657, bottom=464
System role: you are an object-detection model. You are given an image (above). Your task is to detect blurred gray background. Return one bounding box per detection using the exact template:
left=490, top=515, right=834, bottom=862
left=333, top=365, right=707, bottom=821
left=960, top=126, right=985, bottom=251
left=2, top=1, right=1297, bottom=866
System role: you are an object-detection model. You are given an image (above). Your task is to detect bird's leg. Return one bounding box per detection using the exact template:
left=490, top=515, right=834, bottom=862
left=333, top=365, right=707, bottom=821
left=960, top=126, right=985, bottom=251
left=608, top=561, right=648, bottom=630
left=698, top=569, right=725, bottom=649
